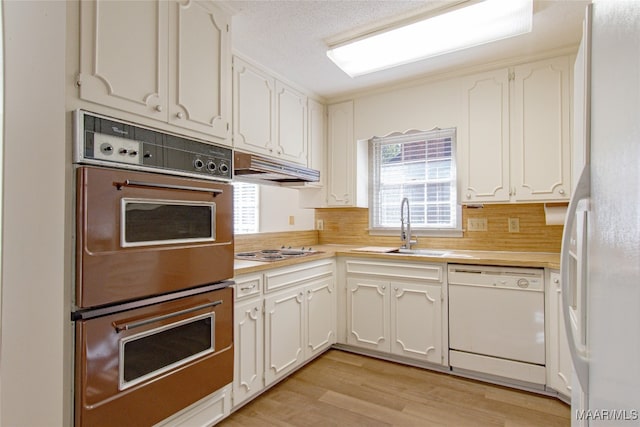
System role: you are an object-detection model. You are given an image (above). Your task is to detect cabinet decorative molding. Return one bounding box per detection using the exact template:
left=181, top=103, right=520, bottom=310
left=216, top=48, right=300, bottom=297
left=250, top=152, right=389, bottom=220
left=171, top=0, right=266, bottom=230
left=232, top=56, right=309, bottom=165
left=344, top=259, right=447, bottom=364
left=169, top=0, right=230, bottom=137
left=232, top=260, right=336, bottom=408
left=459, top=69, right=510, bottom=201
left=79, top=0, right=168, bottom=116
left=347, top=279, right=389, bottom=348
left=79, top=0, right=231, bottom=144
left=391, top=284, right=442, bottom=363
left=264, top=290, right=305, bottom=384
left=511, top=57, right=571, bottom=201
left=459, top=55, right=572, bottom=203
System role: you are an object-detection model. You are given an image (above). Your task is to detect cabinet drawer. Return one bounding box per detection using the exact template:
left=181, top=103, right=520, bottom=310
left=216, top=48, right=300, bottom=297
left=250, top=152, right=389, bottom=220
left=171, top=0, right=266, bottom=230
left=345, top=259, right=444, bottom=282
left=233, top=274, right=262, bottom=300
left=265, top=260, right=334, bottom=293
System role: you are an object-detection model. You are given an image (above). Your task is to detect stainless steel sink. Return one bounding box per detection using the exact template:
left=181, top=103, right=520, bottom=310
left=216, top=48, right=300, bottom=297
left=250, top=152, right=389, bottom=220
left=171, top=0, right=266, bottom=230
left=391, top=248, right=451, bottom=257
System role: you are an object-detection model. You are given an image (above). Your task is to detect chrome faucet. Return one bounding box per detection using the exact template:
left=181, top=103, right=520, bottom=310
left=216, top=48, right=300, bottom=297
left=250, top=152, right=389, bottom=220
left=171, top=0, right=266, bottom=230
left=400, top=197, right=417, bottom=249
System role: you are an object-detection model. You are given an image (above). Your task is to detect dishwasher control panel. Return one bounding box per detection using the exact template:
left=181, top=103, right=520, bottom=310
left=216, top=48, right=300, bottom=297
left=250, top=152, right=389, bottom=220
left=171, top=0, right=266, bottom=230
left=447, top=264, right=543, bottom=291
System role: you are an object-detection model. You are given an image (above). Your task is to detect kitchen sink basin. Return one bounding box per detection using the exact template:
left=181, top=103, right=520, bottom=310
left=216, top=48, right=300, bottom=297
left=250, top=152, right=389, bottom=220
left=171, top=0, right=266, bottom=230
left=391, top=248, right=451, bottom=257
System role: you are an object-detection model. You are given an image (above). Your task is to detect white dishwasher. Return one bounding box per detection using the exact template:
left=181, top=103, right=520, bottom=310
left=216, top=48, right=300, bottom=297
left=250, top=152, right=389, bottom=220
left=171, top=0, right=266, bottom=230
left=448, top=264, right=546, bottom=387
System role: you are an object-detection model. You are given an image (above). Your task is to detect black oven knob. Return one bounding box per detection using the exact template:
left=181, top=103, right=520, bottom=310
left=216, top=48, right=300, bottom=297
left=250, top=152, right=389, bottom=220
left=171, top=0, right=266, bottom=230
left=119, top=148, right=128, bottom=155
left=100, top=143, right=114, bottom=155
left=194, top=159, right=204, bottom=170
left=219, top=163, right=229, bottom=174
left=207, top=161, right=217, bottom=172
left=143, top=152, right=152, bottom=159
left=129, top=150, right=138, bottom=157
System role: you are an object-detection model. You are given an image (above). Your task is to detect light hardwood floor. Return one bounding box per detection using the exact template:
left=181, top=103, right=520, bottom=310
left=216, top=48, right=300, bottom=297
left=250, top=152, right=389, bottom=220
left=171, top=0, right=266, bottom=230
left=220, top=349, right=570, bottom=426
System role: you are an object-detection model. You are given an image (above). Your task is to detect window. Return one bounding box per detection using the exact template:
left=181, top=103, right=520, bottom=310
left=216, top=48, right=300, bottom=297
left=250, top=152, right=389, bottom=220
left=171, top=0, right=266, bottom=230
left=233, top=182, right=259, bottom=234
left=369, top=128, right=461, bottom=236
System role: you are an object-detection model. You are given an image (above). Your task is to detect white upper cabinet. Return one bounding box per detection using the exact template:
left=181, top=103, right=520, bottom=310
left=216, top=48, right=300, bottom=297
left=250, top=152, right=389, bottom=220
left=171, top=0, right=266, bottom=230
left=307, top=98, right=326, bottom=186
left=276, top=81, right=308, bottom=164
left=459, top=55, right=572, bottom=203
left=79, top=0, right=231, bottom=144
left=79, top=1, right=168, bottom=119
left=459, top=69, right=511, bottom=203
left=327, top=101, right=355, bottom=206
left=511, top=56, right=571, bottom=201
left=232, top=56, right=309, bottom=165
left=326, top=100, right=368, bottom=207
left=168, top=1, right=231, bottom=140
left=232, top=56, right=276, bottom=156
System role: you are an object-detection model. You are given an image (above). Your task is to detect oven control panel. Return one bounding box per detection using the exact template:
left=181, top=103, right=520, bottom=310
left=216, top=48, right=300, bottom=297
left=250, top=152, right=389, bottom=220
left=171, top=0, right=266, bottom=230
left=74, top=110, right=233, bottom=181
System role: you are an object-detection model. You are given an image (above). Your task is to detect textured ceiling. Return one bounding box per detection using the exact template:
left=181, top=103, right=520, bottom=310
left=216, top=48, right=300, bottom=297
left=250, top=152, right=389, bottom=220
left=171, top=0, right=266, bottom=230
left=222, top=0, right=588, bottom=99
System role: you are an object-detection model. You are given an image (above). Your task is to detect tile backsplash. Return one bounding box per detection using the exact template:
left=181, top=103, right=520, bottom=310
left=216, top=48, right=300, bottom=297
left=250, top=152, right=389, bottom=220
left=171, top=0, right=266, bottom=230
left=315, top=204, right=564, bottom=253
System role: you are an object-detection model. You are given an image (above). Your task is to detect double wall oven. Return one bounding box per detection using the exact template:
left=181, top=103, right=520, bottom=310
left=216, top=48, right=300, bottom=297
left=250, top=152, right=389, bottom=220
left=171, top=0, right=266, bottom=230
left=72, top=110, right=235, bottom=426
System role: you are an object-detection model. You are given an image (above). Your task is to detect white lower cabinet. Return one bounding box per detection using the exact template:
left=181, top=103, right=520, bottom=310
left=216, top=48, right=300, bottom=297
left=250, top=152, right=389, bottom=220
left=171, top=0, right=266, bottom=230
left=546, top=270, right=573, bottom=399
left=344, top=259, right=447, bottom=365
left=232, top=260, right=336, bottom=408
left=264, top=286, right=306, bottom=385
left=233, top=275, right=264, bottom=405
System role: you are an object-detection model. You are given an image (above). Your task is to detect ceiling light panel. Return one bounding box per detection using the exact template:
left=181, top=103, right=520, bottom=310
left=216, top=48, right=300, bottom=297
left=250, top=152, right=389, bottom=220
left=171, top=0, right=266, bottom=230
left=327, top=0, right=533, bottom=77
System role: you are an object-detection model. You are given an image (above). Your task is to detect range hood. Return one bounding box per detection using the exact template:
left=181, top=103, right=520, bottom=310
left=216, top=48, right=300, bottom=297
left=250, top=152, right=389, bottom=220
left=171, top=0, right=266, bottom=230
left=234, top=151, right=320, bottom=184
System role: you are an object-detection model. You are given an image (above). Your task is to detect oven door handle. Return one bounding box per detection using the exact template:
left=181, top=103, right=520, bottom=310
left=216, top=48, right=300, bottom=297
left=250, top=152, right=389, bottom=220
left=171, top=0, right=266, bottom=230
left=113, top=300, right=223, bottom=333
left=116, top=179, right=223, bottom=197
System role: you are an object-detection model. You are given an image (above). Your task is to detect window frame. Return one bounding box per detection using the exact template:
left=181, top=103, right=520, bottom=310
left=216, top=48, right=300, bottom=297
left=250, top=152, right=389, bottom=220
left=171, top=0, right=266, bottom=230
left=368, top=128, right=462, bottom=238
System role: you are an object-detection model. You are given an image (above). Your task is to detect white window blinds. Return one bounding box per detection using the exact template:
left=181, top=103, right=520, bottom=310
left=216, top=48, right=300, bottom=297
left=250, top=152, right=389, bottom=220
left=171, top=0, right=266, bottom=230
left=233, top=182, right=259, bottom=234
left=370, top=128, right=460, bottom=234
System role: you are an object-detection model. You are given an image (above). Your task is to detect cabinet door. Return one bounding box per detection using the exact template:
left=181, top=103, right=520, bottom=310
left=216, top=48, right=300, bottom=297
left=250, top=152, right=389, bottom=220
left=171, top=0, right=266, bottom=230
left=233, top=298, right=263, bottom=407
left=276, top=81, right=308, bottom=164
left=168, top=0, right=231, bottom=142
left=79, top=0, right=168, bottom=119
left=390, top=282, right=443, bottom=364
left=264, top=288, right=305, bottom=386
left=547, top=271, right=572, bottom=398
left=232, top=57, right=276, bottom=156
left=459, top=69, right=511, bottom=203
left=346, top=277, right=390, bottom=352
left=512, top=56, right=571, bottom=201
left=305, top=277, right=336, bottom=359
left=327, top=101, right=355, bottom=206
left=307, top=98, right=326, bottom=186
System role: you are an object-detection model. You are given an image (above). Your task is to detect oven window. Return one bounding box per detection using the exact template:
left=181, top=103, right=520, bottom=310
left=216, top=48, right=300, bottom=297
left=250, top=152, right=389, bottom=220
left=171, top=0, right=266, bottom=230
left=122, top=198, right=215, bottom=247
left=120, top=314, right=215, bottom=389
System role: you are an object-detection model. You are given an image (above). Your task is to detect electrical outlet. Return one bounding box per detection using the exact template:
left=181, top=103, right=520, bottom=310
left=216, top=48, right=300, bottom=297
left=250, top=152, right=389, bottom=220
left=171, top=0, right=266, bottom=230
left=509, top=217, right=520, bottom=233
left=316, top=219, right=324, bottom=231
left=467, top=218, right=488, bottom=231
left=288, top=215, right=295, bottom=225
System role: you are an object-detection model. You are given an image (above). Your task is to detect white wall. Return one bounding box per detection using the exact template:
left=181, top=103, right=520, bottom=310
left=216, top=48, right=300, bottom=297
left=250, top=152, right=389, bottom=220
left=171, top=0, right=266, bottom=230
left=259, top=185, right=315, bottom=232
left=353, top=77, right=462, bottom=141
left=1, top=1, right=71, bottom=425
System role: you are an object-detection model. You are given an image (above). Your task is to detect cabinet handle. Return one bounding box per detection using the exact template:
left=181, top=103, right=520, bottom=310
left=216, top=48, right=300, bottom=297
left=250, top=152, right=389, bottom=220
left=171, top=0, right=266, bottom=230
left=240, top=284, right=256, bottom=291
left=381, top=286, right=386, bottom=291
left=176, top=112, right=184, bottom=119
left=559, top=189, right=565, bottom=195
left=253, top=307, right=259, bottom=313
left=466, top=193, right=471, bottom=199
left=155, top=105, right=163, bottom=112
left=554, top=278, right=560, bottom=284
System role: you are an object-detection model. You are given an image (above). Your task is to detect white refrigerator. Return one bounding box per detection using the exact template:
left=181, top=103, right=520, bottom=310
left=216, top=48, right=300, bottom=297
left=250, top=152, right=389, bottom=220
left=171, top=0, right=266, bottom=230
left=562, top=1, right=640, bottom=425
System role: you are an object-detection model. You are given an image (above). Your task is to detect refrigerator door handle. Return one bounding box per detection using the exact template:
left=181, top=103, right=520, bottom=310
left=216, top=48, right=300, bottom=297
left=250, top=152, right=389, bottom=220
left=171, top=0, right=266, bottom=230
left=561, top=166, right=590, bottom=391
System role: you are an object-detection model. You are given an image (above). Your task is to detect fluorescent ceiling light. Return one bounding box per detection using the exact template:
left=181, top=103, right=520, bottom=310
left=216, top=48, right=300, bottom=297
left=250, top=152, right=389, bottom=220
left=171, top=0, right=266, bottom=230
left=327, top=0, right=533, bottom=77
